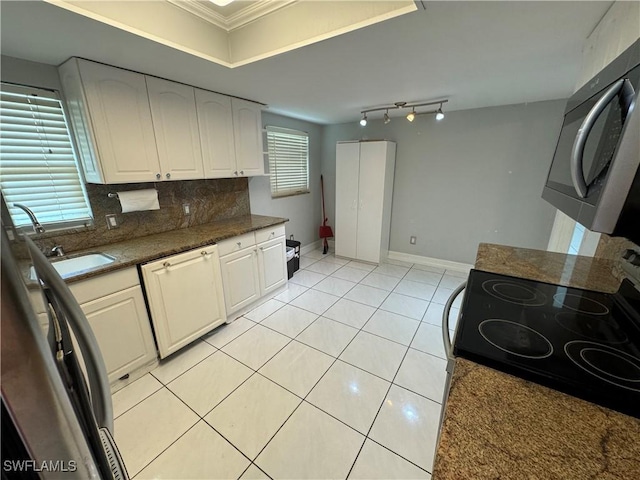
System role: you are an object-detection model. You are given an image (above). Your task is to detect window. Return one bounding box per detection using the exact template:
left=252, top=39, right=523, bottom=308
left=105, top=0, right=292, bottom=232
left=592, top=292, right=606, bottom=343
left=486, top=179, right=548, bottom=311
left=0, top=83, right=92, bottom=231
left=267, top=125, right=309, bottom=198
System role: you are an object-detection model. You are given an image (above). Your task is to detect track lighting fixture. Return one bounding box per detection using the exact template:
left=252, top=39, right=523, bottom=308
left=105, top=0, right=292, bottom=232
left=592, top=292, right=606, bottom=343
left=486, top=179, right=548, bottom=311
left=358, top=99, right=448, bottom=126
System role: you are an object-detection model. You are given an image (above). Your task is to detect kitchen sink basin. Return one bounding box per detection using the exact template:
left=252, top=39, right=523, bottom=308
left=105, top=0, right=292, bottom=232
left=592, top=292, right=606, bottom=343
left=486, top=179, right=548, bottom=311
left=30, top=253, right=115, bottom=280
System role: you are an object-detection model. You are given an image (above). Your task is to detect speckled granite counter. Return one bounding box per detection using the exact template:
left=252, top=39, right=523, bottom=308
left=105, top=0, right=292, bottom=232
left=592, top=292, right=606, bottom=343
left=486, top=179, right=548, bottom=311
left=19, top=214, right=287, bottom=284
left=432, top=243, right=640, bottom=479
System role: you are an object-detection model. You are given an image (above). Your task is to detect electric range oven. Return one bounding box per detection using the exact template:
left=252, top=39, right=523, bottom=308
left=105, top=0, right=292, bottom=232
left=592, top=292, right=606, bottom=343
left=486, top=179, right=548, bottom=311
left=451, top=269, right=640, bottom=419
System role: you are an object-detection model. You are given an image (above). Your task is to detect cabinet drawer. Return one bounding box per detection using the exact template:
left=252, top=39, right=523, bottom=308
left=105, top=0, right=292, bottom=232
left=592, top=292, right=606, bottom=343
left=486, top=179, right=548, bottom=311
left=217, top=232, right=256, bottom=257
left=29, top=266, right=140, bottom=314
left=255, top=224, right=285, bottom=244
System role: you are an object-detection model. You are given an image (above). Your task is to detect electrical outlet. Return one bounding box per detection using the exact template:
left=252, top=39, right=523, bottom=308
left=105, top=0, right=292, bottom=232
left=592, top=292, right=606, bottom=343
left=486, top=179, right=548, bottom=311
left=105, top=214, right=118, bottom=230
left=183, top=204, right=191, bottom=216
left=410, top=236, right=417, bottom=245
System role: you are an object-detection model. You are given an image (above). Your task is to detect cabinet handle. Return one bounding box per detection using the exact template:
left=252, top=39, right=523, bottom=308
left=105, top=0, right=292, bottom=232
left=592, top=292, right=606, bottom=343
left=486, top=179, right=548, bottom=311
left=201, top=250, right=208, bottom=256
left=163, top=261, right=171, bottom=268
left=156, top=173, right=161, bottom=180
left=260, top=247, right=264, bottom=251
left=234, top=171, right=238, bottom=176
left=237, top=242, right=242, bottom=248
left=240, top=170, right=244, bottom=175
left=166, top=173, right=171, bottom=179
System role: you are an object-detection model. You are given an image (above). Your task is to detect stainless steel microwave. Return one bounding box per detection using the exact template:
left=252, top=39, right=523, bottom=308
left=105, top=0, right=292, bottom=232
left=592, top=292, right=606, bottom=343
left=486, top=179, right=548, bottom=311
left=542, top=39, right=640, bottom=244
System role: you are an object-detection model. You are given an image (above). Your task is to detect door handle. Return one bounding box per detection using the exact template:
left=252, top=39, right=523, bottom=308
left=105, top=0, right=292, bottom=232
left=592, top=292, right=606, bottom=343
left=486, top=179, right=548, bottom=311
left=571, top=78, right=634, bottom=198
left=442, top=282, right=466, bottom=360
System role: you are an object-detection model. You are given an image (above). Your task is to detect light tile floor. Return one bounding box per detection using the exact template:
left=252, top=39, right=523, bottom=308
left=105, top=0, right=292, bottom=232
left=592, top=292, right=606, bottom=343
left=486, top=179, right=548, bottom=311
left=113, top=249, right=467, bottom=479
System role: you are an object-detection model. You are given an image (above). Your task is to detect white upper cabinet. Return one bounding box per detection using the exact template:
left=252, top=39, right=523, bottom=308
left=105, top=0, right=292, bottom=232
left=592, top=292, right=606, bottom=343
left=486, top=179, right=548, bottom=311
left=195, top=89, right=236, bottom=178
left=146, top=77, right=204, bottom=181
left=59, top=58, right=265, bottom=183
left=232, top=98, right=264, bottom=177
left=60, top=58, right=161, bottom=184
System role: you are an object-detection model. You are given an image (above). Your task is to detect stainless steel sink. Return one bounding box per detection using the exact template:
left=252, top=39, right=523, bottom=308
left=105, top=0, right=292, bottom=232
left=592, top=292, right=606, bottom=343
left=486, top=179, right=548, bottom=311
left=30, top=253, right=115, bottom=280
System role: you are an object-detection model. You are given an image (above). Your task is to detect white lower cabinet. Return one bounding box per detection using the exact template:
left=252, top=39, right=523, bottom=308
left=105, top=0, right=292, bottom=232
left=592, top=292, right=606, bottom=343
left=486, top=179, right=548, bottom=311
left=141, top=244, right=226, bottom=358
left=257, top=236, right=287, bottom=296
left=219, top=247, right=261, bottom=315
left=30, top=267, right=157, bottom=384
left=218, top=225, right=287, bottom=316
left=80, top=286, right=156, bottom=382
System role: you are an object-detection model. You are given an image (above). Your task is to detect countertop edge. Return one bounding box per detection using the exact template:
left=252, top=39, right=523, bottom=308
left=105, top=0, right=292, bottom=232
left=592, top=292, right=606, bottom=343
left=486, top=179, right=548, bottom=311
left=20, top=214, right=288, bottom=285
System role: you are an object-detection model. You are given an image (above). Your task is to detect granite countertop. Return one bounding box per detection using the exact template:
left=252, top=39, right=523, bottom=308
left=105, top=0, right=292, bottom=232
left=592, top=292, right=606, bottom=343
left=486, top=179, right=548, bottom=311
left=19, top=214, right=287, bottom=285
left=432, top=243, right=640, bottom=479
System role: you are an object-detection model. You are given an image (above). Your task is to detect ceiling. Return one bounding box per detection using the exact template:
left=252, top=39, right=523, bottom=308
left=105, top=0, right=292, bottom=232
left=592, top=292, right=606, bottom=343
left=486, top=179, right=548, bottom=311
left=0, top=1, right=612, bottom=125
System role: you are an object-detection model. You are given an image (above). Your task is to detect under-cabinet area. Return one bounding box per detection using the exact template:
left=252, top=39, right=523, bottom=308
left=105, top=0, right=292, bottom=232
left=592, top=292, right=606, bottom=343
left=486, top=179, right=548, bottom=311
left=26, top=219, right=288, bottom=388
left=58, top=57, right=264, bottom=184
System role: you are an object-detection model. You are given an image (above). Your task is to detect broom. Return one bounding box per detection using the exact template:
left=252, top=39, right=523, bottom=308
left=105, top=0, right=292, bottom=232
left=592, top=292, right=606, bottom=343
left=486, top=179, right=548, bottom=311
left=319, top=175, right=333, bottom=254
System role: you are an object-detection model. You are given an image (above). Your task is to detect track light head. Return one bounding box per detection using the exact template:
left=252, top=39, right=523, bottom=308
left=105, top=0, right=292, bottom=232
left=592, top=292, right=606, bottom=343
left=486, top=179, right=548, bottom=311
left=360, top=113, right=367, bottom=127
left=406, top=110, right=416, bottom=122
left=384, top=111, right=391, bottom=124
left=435, top=106, right=444, bottom=121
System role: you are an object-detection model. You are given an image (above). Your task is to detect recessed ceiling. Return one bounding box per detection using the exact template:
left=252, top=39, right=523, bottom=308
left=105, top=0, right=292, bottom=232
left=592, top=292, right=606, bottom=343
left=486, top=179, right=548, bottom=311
left=0, top=1, right=613, bottom=125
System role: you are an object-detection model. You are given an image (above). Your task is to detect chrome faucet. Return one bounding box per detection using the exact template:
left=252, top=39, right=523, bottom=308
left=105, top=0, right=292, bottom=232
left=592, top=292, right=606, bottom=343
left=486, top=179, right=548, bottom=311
left=50, top=245, right=65, bottom=257
left=13, top=204, right=45, bottom=234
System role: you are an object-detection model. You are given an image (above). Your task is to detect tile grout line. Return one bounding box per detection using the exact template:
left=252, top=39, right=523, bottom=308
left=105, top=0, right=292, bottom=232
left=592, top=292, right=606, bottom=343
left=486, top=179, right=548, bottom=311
left=250, top=257, right=416, bottom=477
left=124, top=251, right=446, bottom=479
left=246, top=259, right=409, bottom=470
left=344, top=283, right=433, bottom=479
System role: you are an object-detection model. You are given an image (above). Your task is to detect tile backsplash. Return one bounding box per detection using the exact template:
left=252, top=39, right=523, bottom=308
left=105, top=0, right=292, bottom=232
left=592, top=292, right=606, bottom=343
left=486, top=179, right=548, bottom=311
left=7, top=178, right=249, bottom=257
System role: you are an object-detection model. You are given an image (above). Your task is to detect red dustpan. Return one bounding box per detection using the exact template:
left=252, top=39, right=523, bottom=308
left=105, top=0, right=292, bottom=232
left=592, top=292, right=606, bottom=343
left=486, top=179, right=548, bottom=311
left=319, top=175, right=333, bottom=254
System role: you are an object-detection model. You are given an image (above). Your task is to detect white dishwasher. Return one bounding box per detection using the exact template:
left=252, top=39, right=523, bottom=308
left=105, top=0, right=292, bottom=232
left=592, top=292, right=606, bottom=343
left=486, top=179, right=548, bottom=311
left=141, top=244, right=226, bottom=358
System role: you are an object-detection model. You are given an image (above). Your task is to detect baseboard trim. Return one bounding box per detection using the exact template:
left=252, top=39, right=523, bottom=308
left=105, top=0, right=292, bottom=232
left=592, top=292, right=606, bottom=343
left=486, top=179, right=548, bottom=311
left=301, top=240, right=322, bottom=255
left=387, top=251, right=473, bottom=273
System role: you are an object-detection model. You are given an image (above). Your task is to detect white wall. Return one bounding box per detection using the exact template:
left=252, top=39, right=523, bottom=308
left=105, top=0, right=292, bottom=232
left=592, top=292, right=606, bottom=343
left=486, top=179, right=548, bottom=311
left=321, top=100, right=565, bottom=264
left=249, top=111, right=323, bottom=247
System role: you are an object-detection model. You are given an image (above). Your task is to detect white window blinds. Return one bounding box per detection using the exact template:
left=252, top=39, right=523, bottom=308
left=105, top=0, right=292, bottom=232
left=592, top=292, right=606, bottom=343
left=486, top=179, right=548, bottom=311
left=0, top=83, right=92, bottom=230
left=267, top=126, right=309, bottom=198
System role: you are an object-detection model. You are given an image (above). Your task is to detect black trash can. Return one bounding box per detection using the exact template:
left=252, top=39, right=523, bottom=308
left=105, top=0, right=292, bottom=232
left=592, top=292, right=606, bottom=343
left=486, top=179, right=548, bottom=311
left=286, top=238, right=301, bottom=279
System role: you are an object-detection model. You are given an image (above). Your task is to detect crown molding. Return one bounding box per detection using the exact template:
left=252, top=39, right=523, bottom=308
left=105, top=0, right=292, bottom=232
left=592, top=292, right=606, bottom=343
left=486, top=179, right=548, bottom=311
left=166, top=0, right=297, bottom=32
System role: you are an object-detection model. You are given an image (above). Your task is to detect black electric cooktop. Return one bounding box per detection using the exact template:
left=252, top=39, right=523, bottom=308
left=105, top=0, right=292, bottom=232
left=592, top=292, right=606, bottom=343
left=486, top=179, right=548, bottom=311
left=453, top=269, right=640, bottom=418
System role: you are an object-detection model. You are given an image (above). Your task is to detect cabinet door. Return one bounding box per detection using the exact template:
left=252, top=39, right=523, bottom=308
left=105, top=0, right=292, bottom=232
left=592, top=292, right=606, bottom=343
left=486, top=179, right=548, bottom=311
left=335, top=142, right=360, bottom=259
left=232, top=98, right=264, bottom=177
left=195, top=89, right=237, bottom=178
left=80, top=286, right=156, bottom=383
left=257, top=236, right=287, bottom=296
left=78, top=60, right=161, bottom=183
left=142, top=246, right=226, bottom=358
left=219, top=247, right=261, bottom=314
left=147, top=77, right=204, bottom=181
left=356, top=142, right=388, bottom=263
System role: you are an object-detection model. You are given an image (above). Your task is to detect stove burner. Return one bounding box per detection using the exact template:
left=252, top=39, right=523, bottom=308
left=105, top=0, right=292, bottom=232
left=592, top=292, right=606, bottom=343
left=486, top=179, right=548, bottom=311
left=554, top=313, right=628, bottom=344
left=552, top=293, right=609, bottom=315
left=479, top=320, right=553, bottom=359
left=565, top=341, right=640, bottom=392
left=481, top=280, right=547, bottom=306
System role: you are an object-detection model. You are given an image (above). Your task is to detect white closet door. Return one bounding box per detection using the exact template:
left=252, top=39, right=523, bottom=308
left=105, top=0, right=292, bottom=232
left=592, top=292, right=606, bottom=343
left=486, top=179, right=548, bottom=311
left=356, top=142, right=388, bottom=263
left=335, top=142, right=360, bottom=259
